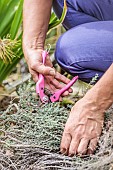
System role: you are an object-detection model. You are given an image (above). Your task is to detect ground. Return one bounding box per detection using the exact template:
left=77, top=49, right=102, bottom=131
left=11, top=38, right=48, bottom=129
left=0, top=78, right=113, bottom=170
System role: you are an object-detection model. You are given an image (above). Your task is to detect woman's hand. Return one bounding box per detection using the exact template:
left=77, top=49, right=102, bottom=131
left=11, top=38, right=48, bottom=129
left=60, top=97, right=104, bottom=156
left=23, top=48, right=55, bottom=81
left=23, top=47, right=72, bottom=97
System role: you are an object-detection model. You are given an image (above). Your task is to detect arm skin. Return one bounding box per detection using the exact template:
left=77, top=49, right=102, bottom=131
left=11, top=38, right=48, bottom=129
left=60, top=63, right=113, bottom=156
left=23, top=0, right=56, bottom=79
left=23, top=0, right=53, bottom=50
left=85, top=63, right=113, bottom=110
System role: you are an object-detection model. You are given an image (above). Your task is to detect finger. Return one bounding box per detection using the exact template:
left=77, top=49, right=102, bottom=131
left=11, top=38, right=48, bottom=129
left=32, top=63, right=55, bottom=76
left=87, top=138, right=98, bottom=155
left=50, top=78, right=64, bottom=89
left=29, top=69, right=38, bottom=82
left=55, top=72, right=70, bottom=84
left=59, top=97, right=63, bottom=102
left=55, top=73, right=74, bottom=93
left=45, top=83, right=56, bottom=94
left=77, top=138, right=89, bottom=155
left=60, top=132, right=72, bottom=155
left=50, top=78, right=72, bottom=96
left=62, top=90, right=69, bottom=97
left=69, top=88, right=73, bottom=93
left=68, top=137, right=80, bottom=156
left=49, top=78, right=69, bottom=96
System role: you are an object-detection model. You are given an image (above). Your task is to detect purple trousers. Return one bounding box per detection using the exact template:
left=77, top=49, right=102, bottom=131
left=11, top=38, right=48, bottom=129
left=53, top=0, right=113, bottom=82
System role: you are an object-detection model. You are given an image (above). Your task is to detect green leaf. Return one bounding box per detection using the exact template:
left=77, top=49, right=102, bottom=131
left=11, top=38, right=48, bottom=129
left=10, top=0, right=23, bottom=39
left=49, top=12, right=58, bottom=25
left=0, top=0, right=20, bottom=37
left=0, top=0, right=12, bottom=16
left=48, top=0, right=67, bottom=31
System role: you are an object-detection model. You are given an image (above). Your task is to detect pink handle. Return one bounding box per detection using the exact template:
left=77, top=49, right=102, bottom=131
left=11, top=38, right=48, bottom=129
left=36, top=51, right=49, bottom=103
left=50, top=76, right=78, bottom=102
left=42, top=51, right=48, bottom=64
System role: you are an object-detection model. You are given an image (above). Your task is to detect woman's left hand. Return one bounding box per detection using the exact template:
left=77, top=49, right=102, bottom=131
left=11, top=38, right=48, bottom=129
left=60, top=96, right=104, bottom=156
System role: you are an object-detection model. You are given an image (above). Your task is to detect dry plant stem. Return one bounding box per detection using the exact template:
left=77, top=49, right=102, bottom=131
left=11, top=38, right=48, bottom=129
left=0, top=38, right=20, bottom=63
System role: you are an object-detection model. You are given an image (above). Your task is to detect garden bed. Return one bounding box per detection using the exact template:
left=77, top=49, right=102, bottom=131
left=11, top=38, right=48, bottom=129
left=0, top=82, right=113, bottom=170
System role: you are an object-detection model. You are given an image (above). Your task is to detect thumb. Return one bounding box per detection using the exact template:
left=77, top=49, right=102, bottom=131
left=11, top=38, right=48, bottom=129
left=37, top=64, right=55, bottom=76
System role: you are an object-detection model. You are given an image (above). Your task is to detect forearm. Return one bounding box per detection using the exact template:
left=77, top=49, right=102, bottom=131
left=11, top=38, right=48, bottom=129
left=86, top=63, right=113, bottom=111
left=23, top=0, right=52, bottom=50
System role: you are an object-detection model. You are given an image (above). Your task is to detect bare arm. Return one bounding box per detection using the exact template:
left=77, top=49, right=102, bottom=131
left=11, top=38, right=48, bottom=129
left=85, top=63, right=113, bottom=110
left=23, top=0, right=53, bottom=50
left=22, top=0, right=55, bottom=79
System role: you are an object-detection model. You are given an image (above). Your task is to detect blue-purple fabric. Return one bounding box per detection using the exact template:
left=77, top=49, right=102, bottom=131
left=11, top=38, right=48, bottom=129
left=53, top=0, right=113, bottom=82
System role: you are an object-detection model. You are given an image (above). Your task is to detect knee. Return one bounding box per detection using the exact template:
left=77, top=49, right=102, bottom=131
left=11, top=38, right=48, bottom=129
left=55, top=27, right=83, bottom=68
left=55, top=21, right=113, bottom=66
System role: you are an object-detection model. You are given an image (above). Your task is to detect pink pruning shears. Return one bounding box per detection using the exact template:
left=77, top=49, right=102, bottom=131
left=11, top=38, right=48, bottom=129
left=36, top=50, right=78, bottom=103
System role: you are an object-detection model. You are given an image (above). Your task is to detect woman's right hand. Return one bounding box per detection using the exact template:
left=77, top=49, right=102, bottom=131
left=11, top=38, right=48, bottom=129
left=23, top=47, right=72, bottom=97
left=23, top=47, right=55, bottom=82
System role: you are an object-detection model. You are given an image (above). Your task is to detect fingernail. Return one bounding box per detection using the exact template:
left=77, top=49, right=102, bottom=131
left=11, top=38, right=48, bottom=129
left=60, top=149, right=64, bottom=153
left=50, top=70, right=55, bottom=76
left=60, top=148, right=66, bottom=154
left=64, top=91, right=69, bottom=96
left=68, top=152, right=74, bottom=157
left=69, top=88, right=73, bottom=93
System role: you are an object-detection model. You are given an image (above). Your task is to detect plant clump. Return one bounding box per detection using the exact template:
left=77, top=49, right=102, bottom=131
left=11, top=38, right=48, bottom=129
left=0, top=37, right=21, bottom=63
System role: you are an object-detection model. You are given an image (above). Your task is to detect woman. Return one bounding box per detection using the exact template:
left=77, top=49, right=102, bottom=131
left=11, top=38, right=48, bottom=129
left=23, top=0, right=113, bottom=156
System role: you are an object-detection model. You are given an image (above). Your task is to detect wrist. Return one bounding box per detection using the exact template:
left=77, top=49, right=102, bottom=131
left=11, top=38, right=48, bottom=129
left=22, top=34, right=44, bottom=50
left=23, top=40, right=44, bottom=51
left=85, top=85, right=113, bottom=111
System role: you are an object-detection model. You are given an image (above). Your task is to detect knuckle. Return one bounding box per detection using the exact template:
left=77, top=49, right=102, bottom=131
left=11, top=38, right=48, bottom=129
left=64, top=125, right=72, bottom=133
left=38, top=65, right=48, bottom=74
left=40, top=69, right=46, bottom=75
left=33, top=77, right=36, bottom=82
left=76, top=132, right=82, bottom=139
left=30, top=63, right=37, bottom=70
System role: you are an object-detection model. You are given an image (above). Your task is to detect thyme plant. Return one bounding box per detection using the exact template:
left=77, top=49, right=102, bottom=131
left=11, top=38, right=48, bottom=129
left=0, top=81, right=113, bottom=170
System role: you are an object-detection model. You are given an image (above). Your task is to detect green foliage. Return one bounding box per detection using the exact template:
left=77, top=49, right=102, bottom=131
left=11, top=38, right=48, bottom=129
left=0, top=0, right=23, bottom=83
left=48, top=0, right=67, bottom=31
